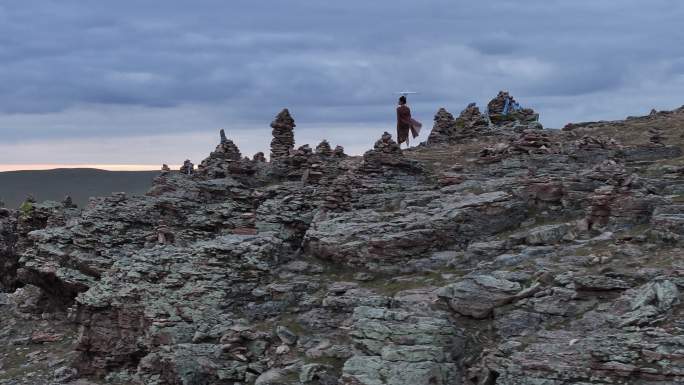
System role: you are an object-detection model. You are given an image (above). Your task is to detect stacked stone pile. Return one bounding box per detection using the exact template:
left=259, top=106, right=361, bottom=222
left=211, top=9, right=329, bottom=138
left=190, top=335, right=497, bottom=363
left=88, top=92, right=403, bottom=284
left=360, top=132, right=421, bottom=175
left=487, top=91, right=540, bottom=125
left=426, top=108, right=457, bottom=145
left=253, top=152, right=266, bottom=162
left=333, top=145, right=347, bottom=158
left=179, top=160, right=194, bottom=175
left=322, top=174, right=354, bottom=212
left=270, top=109, right=296, bottom=160
left=459, top=102, right=489, bottom=130
left=197, top=131, right=256, bottom=178
left=315, top=140, right=333, bottom=156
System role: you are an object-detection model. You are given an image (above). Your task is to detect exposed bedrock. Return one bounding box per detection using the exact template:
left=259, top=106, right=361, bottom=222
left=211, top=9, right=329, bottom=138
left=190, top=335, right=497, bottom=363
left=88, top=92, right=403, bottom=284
left=6, top=105, right=684, bottom=384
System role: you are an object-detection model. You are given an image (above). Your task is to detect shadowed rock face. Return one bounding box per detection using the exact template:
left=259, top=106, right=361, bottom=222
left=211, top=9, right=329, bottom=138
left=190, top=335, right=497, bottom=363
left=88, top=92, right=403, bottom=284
left=0, top=208, right=18, bottom=290
left=4, top=106, right=684, bottom=384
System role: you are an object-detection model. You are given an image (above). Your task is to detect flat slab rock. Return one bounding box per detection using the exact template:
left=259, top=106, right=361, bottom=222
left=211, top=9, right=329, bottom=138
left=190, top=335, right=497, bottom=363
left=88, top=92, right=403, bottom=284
left=437, top=275, right=523, bottom=319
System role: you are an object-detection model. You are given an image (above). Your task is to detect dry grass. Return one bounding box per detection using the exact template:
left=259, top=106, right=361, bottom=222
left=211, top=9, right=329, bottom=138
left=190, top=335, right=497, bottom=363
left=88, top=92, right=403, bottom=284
left=567, top=109, right=684, bottom=147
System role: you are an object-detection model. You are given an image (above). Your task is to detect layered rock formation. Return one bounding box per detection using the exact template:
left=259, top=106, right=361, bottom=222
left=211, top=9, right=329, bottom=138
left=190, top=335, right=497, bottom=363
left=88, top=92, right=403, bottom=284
left=2, top=105, right=684, bottom=385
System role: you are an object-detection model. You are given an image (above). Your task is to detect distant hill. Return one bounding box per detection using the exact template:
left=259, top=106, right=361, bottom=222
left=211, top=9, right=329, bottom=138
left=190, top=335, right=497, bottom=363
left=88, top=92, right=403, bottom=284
left=0, top=168, right=159, bottom=208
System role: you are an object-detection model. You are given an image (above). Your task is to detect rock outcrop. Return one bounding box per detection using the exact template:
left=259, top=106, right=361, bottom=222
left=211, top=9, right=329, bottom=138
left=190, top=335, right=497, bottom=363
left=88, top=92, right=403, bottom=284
left=3, top=104, right=684, bottom=385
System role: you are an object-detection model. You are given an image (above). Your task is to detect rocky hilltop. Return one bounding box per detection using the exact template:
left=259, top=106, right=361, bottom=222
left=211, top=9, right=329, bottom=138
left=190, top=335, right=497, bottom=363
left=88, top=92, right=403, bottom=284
left=2, top=94, right=684, bottom=385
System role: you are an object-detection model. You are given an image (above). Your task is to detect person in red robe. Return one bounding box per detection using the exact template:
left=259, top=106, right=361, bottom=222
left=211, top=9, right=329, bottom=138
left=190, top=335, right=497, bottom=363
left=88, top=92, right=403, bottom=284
left=396, top=95, right=412, bottom=146
left=396, top=95, right=422, bottom=148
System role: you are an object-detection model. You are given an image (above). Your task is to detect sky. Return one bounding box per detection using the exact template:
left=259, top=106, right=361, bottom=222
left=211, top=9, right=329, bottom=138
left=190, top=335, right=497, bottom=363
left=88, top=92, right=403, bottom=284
left=1, top=0, right=683, bottom=170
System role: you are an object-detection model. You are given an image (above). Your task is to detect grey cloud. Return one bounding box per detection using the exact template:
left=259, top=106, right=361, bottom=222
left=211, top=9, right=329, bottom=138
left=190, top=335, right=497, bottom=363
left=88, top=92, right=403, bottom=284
left=0, top=0, right=683, bottom=151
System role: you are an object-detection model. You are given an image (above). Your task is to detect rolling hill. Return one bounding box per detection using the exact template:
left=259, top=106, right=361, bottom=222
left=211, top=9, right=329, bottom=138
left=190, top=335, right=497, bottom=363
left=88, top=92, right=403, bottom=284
left=0, top=168, right=159, bottom=208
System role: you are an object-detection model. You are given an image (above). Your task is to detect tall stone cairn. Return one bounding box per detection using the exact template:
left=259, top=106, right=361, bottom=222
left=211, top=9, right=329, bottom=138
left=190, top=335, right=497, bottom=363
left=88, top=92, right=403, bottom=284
left=270, top=109, right=296, bottom=160
left=427, top=108, right=457, bottom=145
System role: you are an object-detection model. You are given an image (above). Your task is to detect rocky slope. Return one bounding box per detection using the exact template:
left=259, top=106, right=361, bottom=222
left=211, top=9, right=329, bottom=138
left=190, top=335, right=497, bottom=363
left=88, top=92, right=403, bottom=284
left=1, top=94, right=684, bottom=385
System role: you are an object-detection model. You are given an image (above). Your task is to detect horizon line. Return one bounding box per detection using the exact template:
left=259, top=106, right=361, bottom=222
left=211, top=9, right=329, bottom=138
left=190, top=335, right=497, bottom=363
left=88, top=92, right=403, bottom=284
left=0, top=164, right=178, bottom=172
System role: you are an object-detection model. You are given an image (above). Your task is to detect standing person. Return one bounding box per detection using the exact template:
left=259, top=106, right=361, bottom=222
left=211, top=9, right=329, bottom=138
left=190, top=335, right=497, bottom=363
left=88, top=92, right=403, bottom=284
left=396, top=95, right=412, bottom=147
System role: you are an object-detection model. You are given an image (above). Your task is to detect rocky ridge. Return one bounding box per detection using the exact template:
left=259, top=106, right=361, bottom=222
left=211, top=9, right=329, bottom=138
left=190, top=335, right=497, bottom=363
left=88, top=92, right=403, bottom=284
left=1, top=97, right=684, bottom=384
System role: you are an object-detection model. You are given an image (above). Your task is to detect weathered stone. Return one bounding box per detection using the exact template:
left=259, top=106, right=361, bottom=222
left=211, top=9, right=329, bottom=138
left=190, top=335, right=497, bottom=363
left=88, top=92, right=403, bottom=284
left=270, top=109, right=296, bottom=160
left=437, top=275, right=522, bottom=318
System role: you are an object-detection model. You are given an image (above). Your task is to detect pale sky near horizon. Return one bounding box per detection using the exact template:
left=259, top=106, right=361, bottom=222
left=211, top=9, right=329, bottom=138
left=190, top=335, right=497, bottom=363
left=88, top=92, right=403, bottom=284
left=1, top=1, right=683, bottom=171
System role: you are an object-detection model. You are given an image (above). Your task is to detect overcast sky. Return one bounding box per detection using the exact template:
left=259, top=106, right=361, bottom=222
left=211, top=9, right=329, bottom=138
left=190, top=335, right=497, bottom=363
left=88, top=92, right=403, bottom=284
left=1, top=0, right=683, bottom=167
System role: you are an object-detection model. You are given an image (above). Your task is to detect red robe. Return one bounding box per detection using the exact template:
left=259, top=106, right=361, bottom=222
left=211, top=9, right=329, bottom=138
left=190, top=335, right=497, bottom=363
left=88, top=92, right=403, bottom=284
left=396, top=105, right=412, bottom=144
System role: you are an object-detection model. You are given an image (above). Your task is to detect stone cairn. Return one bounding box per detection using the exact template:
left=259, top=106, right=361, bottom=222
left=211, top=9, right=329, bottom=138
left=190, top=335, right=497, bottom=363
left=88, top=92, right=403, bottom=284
left=587, top=186, right=613, bottom=229
left=459, top=102, right=489, bottom=130
left=180, top=160, right=194, bottom=175
left=322, top=174, right=353, bottom=212
left=333, top=145, right=347, bottom=158
left=315, top=140, right=333, bottom=156
left=253, top=152, right=266, bottom=162
left=270, top=109, right=296, bottom=160
left=62, top=195, right=76, bottom=209
left=197, top=130, right=254, bottom=177
left=487, top=91, right=539, bottom=126
left=361, top=132, right=415, bottom=174
left=427, top=108, right=457, bottom=145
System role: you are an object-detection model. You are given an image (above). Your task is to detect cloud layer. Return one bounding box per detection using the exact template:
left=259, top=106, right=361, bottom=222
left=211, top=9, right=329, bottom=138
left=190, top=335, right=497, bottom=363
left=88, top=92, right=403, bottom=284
left=1, top=0, right=683, bottom=164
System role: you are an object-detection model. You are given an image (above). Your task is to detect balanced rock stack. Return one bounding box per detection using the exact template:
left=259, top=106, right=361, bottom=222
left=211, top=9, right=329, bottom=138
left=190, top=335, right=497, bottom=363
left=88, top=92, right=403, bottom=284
left=322, top=174, right=353, bottom=212
left=252, top=152, right=266, bottom=162
left=361, top=132, right=418, bottom=174
left=586, top=186, right=614, bottom=229
left=333, top=145, right=347, bottom=158
left=315, top=140, right=333, bottom=156
left=487, top=91, right=540, bottom=126
left=427, top=108, right=457, bottom=145
left=198, top=130, right=251, bottom=177
left=284, top=144, right=315, bottom=181
left=179, top=159, right=194, bottom=175
left=459, top=102, right=489, bottom=131
left=270, top=109, right=296, bottom=160
left=62, top=195, right=76, bottom=209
